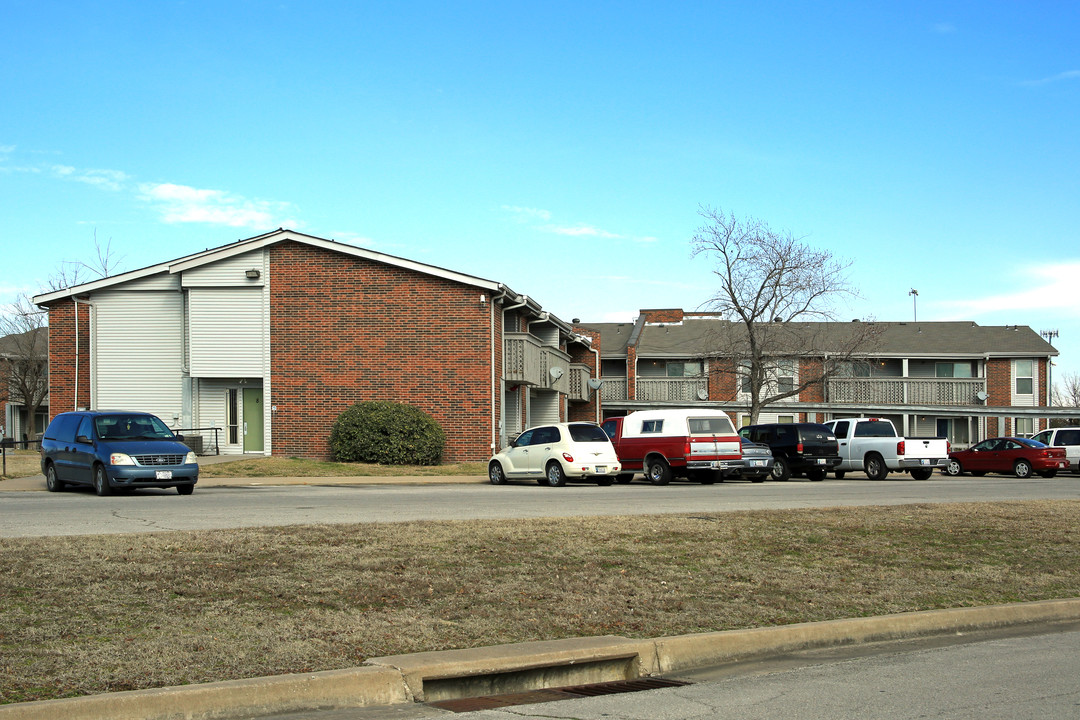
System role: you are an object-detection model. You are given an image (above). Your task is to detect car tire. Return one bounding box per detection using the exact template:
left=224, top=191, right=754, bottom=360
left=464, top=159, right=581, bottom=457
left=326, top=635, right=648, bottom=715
left=646, top=458, right=672, bottom=485
left=864, top=453, right=889, bottom=481
left=1013, top=460, right=1033, bottom=478
left=45, top=464, right=65, bottom=492
left=770, top=456, right=791, bottom=482
left=945, top=458, right=963, bottom=476
left=1037, top=470, right=1057, bottom=479
left=909, top=468, right=933, bottom=481
left=93, top=465, right=112, bottom=497
left=615, top=473, right=634, bottom=484
left=596, top=476, right=614, bottom=486
left=488, top=461, right=507, bottom=485
left=545, top=462, right=567, bottom=487
left=176, top=484, right=194, bottom=495
left=834, top=470, right=846, bottom=479
left=806, top=469, right=826, bottom=482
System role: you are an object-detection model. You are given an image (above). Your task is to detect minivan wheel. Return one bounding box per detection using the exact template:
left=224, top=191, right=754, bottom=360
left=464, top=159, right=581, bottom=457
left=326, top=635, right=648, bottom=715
left=545, top=462, right=567, bottom=487
left=93, top=465, right=113, bottom=497
left=45, top=464, right=65, bottom=492
left=176, top=484, right=194, bottom=495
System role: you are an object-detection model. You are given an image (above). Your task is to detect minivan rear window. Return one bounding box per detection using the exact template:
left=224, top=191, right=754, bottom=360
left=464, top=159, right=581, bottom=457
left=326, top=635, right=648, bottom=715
left=568, top=424, right=610, bottom=443
left=44, top=413, right=83, bottom=443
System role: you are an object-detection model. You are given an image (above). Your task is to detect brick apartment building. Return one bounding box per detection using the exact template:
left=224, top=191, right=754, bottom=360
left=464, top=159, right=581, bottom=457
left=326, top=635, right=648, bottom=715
left=582, top=308, right=1062, bottom=448
left=33, top=230, right=600, bottom=461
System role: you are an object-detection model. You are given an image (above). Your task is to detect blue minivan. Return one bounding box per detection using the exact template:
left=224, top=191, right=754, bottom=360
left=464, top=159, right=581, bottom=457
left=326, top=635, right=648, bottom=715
left=40, top=410, right=199, bottom=495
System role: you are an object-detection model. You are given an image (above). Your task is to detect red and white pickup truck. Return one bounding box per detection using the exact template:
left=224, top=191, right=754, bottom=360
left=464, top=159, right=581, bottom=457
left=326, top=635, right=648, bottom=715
left=601, top=409, right=742, bottom=484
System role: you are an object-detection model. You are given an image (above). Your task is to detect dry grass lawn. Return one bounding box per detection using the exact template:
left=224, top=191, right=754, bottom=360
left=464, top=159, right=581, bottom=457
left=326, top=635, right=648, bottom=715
left=0, top=450, right=40, bottom=480
left=198, top=456, right=486, bottom=478
left=2, top=500, right=1080, bottom=705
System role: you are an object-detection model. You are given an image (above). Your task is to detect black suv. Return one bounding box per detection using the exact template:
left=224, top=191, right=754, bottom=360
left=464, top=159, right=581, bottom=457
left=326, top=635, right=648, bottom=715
left=739, top=423, right=841, bottom=481
left=40, top=410, right=199, bottom=495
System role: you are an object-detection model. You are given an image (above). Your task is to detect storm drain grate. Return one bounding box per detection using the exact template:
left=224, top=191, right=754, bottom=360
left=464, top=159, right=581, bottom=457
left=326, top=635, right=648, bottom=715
left=428, top=677, right=692, bottom=712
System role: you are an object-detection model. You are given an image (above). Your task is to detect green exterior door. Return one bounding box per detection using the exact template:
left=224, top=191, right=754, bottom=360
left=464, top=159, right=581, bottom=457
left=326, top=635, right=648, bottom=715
left=243, top=388, right=264, bottom=453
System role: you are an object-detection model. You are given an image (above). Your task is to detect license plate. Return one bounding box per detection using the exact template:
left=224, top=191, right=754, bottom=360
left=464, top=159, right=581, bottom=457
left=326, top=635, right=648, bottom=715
left=816, top=458, right=826, bottom=464
left=920, top=459, right=930, bottom=465
left=752, top=460, right=765, bottom=467
left=595, top=466, right=607, bottom=474
left=156, top=470, right=173, bottom=480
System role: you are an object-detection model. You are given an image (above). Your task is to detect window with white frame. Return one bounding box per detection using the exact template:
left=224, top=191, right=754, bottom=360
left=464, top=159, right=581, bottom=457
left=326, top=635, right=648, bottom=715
left=776, top=360, right=796, bottom=394
left=1015, top=417, right=1034, bottom=436
left=1014, top=360, right=1034, bottom=395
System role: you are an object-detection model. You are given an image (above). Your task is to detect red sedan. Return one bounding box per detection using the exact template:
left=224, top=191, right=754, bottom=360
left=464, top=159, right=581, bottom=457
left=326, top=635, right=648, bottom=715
left=944, top=437, right=1069, bottom=478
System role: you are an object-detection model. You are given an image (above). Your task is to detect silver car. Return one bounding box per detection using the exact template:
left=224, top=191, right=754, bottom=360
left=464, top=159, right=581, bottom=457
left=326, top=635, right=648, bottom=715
left=488, top=422, right=622, bottom=487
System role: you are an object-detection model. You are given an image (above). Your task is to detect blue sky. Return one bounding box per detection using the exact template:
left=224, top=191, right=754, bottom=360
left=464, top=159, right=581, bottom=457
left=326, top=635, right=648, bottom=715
left=2, top=1, right=1078, bottom=380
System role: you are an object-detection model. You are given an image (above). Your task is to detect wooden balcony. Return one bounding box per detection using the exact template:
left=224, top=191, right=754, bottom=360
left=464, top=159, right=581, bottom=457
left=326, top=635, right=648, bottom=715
left=828, top=377, right=987, bottom=406
left=504, top=333, right=543, bottom=386
left=601, top=377, right=627, bottom=401
left=636, top=377, right=709, bottom=402
left=567, top=364, right=592, bottom=402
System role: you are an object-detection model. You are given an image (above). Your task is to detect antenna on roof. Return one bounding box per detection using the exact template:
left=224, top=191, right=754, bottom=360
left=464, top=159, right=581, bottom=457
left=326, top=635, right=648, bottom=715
left=908, top=289, right=918, bottom=322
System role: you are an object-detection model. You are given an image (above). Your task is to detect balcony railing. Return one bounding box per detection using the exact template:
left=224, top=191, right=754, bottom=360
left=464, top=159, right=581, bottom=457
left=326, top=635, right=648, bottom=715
left=601, top=377, right=627, bottom=401
left=828, top=378, right=987, bottom=406
left=637, top=377, right=709, bottom=402
left=539, top=347, right=571, bottom=393
left=567, top=364, right=591, bottom=402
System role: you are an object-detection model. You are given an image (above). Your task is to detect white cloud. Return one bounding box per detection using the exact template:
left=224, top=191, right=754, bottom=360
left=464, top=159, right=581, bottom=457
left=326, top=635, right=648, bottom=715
left=931, top=261, right=1080, bottom=319
left=51, top=165, right=129, bottom=192
left=1021, top=70, right=1080, bottom=87
left=138, top=183, right=301, bottom=229
left=501, top=205, right=552, bottom=222
left=543, top=224, right=622, bottom=239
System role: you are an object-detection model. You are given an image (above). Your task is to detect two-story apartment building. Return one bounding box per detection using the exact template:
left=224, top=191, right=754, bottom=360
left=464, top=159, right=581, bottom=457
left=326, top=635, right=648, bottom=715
left=581, top=308, right=1061, bottom=448
left=33, top=230, right=600, bottom=461
left=0, top=327, right=49, bottom=444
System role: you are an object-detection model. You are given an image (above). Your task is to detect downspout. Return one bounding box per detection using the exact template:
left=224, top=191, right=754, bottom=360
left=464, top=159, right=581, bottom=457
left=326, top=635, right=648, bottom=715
left=490, top=289, right=517, bottom=452
left=72, top=297, right=94, bottom=411
left=590, top=344, right=602, bottom=423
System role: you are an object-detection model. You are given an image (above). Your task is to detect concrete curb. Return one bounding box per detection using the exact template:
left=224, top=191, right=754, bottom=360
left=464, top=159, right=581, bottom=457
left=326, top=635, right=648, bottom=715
left=2, top=597, right=1078, bottom=720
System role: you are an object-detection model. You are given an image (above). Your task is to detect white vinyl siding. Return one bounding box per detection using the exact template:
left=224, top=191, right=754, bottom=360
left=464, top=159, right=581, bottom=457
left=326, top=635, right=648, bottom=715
left=529, top=389, right=561, bottom=426
left=181, top=249, right=266, bottom=287
left=93, top=290, right=184, bottom=425
left=188, top=288, right=265, bottom=377
left=504, top=387, right=522, bottom=438
left=195, top=379, right=260, bottom=455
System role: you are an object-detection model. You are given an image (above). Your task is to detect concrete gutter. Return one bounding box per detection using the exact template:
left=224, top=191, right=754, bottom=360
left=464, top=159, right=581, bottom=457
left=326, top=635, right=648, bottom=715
left=3, top=597, right=1079, bottom=720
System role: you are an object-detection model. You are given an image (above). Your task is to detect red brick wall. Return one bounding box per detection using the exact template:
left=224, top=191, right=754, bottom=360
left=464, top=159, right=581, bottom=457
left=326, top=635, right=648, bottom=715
left=707, top=358, right=738, bottom=401
left=639, top=308, right=685, bottom=323
left=986, top=358, right=1012, bottom=407
left=45, top=299, right=92, bottom=419
left=568, top=327, right=601, bottom=422
left=268, top=242, right=495, bottom=461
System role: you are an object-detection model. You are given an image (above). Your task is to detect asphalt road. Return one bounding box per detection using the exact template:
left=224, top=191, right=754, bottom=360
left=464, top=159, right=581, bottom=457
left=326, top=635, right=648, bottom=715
left=2, top=475, right=1079, bottom=537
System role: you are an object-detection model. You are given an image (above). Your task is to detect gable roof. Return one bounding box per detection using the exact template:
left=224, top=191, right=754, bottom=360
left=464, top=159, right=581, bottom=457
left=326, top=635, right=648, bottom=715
left=579, top=317, right=1058, bottom=360
left=33, top=229, right=504, bottom=305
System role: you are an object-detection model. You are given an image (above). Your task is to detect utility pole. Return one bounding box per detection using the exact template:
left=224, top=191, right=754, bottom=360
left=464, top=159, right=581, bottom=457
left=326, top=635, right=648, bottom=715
left=1041, top=329, right=1059, bottom=406
left=908, top=289, right=918, bottom=322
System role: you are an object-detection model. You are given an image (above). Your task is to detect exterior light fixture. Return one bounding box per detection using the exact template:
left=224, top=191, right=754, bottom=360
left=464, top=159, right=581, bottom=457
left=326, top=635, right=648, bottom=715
left=245, top=269, right=261, bottom=279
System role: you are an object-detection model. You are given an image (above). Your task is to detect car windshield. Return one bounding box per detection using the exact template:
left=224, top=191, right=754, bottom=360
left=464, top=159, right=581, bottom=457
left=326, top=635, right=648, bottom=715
left=568, top=424, right=610, bottom=443
left=95, top=415, right=176, bottom=441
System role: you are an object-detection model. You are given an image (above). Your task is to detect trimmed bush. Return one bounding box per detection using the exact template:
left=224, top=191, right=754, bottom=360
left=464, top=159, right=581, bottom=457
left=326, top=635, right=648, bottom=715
left=329, top=401, right=446, bottom=465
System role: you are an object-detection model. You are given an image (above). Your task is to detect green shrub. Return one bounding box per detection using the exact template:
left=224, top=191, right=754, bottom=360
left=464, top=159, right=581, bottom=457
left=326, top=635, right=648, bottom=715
left=329, top=401, right=446, bottom=465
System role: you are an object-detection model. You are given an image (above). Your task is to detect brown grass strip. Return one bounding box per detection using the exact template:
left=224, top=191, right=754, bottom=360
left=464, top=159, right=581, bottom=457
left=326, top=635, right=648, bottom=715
left=2, top=500, right=1079, bottom=704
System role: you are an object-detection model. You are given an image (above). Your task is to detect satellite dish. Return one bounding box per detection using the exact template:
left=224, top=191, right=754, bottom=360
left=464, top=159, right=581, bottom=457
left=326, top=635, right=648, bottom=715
left=587, top=378, right=603, bottom=390
left=549, top=367, right=564, bottom=380
left=975, top=390, right=989, bottom=402
left=696, top=388, right=709, bottom=400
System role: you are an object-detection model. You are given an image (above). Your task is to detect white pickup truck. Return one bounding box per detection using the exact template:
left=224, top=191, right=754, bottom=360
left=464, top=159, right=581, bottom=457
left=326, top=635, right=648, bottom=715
left=822, top=418, right=950, bottom=480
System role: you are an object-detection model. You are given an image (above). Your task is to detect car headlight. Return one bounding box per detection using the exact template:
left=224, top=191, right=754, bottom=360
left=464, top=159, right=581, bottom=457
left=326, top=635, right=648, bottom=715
left=109, top=453, right=135, bottom=466
left=185, top=451, right=198, bottom=465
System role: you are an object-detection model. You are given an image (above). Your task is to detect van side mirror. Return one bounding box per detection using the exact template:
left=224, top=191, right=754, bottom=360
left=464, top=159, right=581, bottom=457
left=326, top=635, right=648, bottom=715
left=75, top=434, right=92, bottom=445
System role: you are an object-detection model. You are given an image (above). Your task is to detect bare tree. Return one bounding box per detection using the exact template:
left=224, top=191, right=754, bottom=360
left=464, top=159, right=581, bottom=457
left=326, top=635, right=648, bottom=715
left=0, top=295, right=49, bottom=441
left=1052, top=370, right=1080, bottom=408
left=691, top=206, right=880, bottom=423
left=48, top=231, right=121, bottom=290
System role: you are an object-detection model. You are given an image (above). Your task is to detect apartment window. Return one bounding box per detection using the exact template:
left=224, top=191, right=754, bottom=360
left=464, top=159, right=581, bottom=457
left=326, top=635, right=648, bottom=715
left=936, top=362, right=974, bottom=378
left=227, top=389, right=239, bottom=444
left=667, top=361, right=702, bottom=377
left=776, top=360, right=796, bottom=394
left=778, top=415, right=795, bottom=424
left=739, top=361, right=752, bottom=394
left=1014, top=360, right=1034, bottom=395
left=1015, top=417, right=1034, bottom=436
